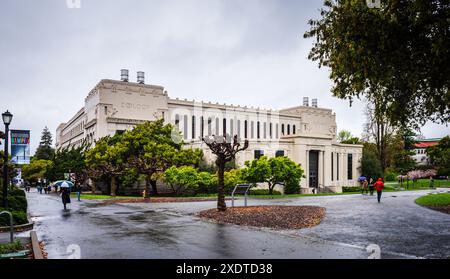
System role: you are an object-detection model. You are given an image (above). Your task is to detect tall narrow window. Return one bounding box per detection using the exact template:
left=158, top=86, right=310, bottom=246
left=237, top=120, right=241, bottom=138
left=276, top=123, right=279, bottom=138
left=192, top=115, right=196, bottom=139
left=223, top=118, right=227, bottom=136
left=215, top=118, right=219, bottom=135
left=200, top=116, right=204, bottom=138
left=208, top=117, right=212, bottom=136
left=175, top=114, right=180, bottom=128
left=331, top=152, right=334, bottom=181
left=244, top=120, right=248, bottom=139
left=270, top=123, right=273, bottom=139
left=287, top=124, right=290, bottom=135
left=251, top=121, right=254, bottom=139
left=336, top=153, right=340, bottom=181
left=293, top=125, right=296, bottom=135
left=183, top=115, right=188, bottom=139
left=230, top=119, right=234, bottom=137
left=281, top=124, right=285, bottom=135
left=348, top=154, right=353, bottom=180
left=263, top=122, right=267, bottom=139
left=257, top=121, right=260, bottom=139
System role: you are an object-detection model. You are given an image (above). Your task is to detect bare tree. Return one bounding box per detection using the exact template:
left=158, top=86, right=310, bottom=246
left=362, top=96, right=396, bottom=171
left=203, top=135, right=249, bottom=211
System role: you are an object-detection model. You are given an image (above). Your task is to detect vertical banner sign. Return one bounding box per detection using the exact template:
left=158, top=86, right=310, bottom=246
left=10, top=130, right=31, bottom=165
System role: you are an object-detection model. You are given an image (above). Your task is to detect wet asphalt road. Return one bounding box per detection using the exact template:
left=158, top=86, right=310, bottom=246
left=23, top=189, right=450, bottom=259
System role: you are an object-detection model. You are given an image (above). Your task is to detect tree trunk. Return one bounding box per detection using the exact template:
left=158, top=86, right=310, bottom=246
left=111, top=177, right=117, bottom=197
left=217, top=160, right=226, bottom=211
left=91, top=179, right=96, bottom=194
left=268, top=183, right=274, bottom=195
left=144, top=177, right=151, bottom=199
left=150, top=180, right=158, bottom=195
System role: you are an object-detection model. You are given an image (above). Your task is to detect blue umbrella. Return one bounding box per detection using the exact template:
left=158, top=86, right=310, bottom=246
left=358, top=176, right=367, bottom=181
left=53, top=180, right=74, bottom=188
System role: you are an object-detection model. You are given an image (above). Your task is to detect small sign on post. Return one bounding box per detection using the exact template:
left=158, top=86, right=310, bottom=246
left=231, top=184, right=251, bottom=208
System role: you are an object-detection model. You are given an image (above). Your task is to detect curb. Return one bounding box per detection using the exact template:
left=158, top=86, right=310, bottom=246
left=30, top=231, right=44, bottom=259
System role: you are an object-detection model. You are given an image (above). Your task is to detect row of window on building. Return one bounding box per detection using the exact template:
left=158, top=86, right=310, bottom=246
left=331, top=152, right=354, bottom=181
left=174, top=115, right=296, bottom=140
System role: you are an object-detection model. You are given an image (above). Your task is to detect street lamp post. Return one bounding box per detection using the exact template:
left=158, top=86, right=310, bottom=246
left=2, top=110, right=13, bottom=208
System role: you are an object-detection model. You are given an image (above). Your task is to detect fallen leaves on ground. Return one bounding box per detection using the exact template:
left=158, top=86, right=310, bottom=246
left=198, top=206, right=326, bottom=230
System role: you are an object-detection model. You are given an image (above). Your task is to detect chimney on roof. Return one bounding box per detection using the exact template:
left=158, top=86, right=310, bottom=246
left=312, top=98, right=318, bottom=108
left=303, top=97, right=309, bottom=107
left=137, top=71, right=145, bottom=84
left=120, top=69, right=129, bottom=82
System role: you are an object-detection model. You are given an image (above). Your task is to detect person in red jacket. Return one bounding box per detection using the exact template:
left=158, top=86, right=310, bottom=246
left=373, top=178, right=385, bottom=203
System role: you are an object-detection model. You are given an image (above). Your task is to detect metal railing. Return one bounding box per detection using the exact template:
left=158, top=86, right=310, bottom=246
left=231, top=184, right=251, bottom=208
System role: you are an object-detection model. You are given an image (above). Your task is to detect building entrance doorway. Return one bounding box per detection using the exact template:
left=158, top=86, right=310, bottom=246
left=309, top=151, right=319, bottom=188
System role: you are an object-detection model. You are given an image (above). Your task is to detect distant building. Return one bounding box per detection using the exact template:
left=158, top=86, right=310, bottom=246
left=56, top=70, right=363, bottom=193
left=412, top=138, right=441, bottom=166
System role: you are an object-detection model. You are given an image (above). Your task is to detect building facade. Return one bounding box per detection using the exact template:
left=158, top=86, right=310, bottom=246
left=56, top=70, right=363, bottom=193
left=412, top=138, right=441, bottom=166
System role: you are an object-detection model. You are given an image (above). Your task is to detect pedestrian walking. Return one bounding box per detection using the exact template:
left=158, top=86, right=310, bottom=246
left=429, top=176, right=435, bottom=189
left=369, top=178, right=375, bottom=196
left=374, top=178, right=385, bottom=203
left=76, top=185, right=81, bottom=201
left=362, top=179, right=369, bottom=195
left=60, top=186, right=71, bottom=210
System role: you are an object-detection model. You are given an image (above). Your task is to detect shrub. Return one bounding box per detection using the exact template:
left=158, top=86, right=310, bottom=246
left=0, top=209, right=28, bottom=226
left=249, top=189, right=282, bottom=195
left=384, top=171, right=398, bottom=182
left=0, top=240, right=24, bottom=254
left=343, top=186, right=362, bottom=193
left=9, top=188, right=26, bottom=197
left=284, top=181, right=300, bottom=194
left=7, top=196, right=27, bottom=212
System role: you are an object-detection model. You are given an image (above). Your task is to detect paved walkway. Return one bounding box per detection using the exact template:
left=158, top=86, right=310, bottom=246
left=124, top=188, right=450, bottom=258
left=22, top=188, right=450, bottom=259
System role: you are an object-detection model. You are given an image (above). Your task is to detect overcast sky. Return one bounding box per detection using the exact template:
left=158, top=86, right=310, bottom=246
left=0, top=0, right=448, bottom=153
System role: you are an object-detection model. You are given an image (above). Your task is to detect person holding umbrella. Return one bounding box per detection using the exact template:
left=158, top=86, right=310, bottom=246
left=54, top=180, right=74, bottom=210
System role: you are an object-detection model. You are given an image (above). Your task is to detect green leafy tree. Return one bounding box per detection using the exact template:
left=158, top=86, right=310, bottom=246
left=47, top=141, right=90, bottom=187
left=241, top=156, right=305, bottom=195
left=164, top=166, right=200, bottom=195
left=305, top=0, right=450, bottom=127
left=427, top=136, right=450, bottom=176
left=22, top=159, right=53, bottom=183
left=118, top=119, right=203, bottom=198
left=390, top=127, right=417, bottom=173
left=360, top=143, right=384, bottom=182
left=84, top=134, right=125, bottom=196
left=338, top=130, right=361, bottom=144
left=34, top=127, right=55, bottom=160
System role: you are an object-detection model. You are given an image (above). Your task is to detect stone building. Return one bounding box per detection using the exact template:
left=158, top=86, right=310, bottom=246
left=56, top=70, right=363, bottom=193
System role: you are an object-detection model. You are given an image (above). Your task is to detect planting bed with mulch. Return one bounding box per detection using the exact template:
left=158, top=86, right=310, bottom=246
left=425, top=205, right=450, bottom=215
left=101, top=197, right=230, bottom=205
left=198, top=206, right=326, bottom=230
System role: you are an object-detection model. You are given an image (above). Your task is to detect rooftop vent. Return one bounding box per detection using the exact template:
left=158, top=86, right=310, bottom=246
left=120, top=69, right=129, bottom=82
left=137, top=71, right=145, bottom=84
left=312, top=99, right=318, bottom=108
left=303, top=97, right=309, bottom=107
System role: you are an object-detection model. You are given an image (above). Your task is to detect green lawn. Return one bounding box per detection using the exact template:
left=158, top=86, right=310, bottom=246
left=385, top=179, right=450, bottom=189
left=415, top=193, right=450, bottom=207
left=70, top=194, right=132, bottom=200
